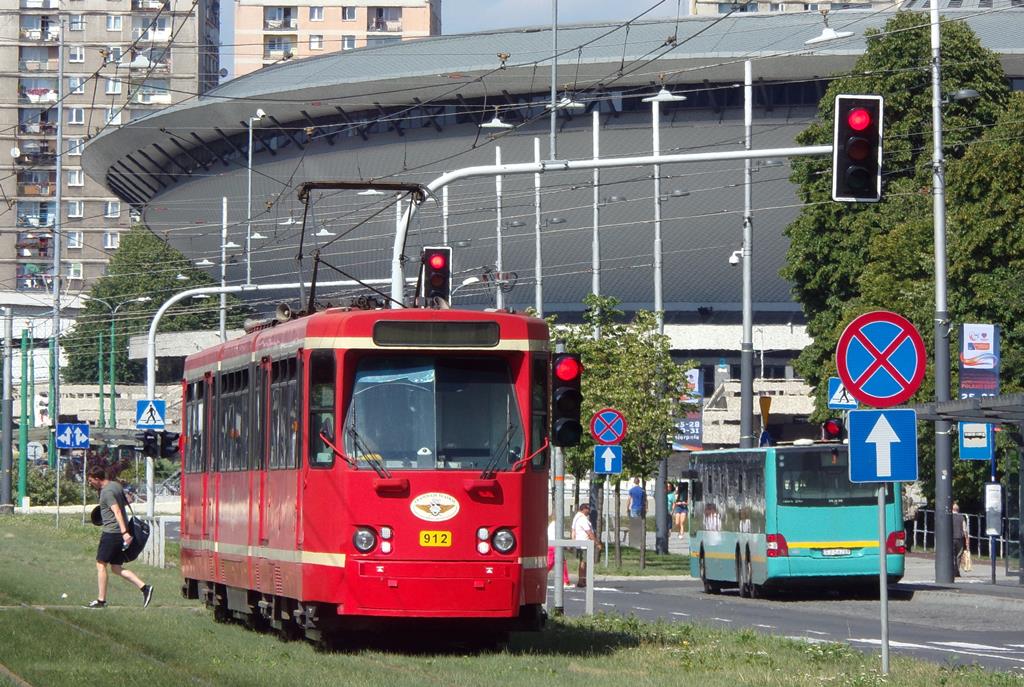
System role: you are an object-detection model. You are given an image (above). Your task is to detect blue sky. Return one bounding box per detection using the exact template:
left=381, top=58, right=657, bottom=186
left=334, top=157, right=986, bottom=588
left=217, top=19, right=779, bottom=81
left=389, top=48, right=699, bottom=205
left=441, top=0, right=680, bottom=35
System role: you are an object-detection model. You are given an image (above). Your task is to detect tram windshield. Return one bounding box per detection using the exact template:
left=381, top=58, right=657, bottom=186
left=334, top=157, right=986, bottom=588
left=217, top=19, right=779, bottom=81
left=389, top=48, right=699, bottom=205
left=343, top=356, right=524, bottom=471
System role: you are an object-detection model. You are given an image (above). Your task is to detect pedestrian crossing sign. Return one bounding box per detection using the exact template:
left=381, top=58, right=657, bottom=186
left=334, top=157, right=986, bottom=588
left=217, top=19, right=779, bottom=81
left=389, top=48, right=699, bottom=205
left=136, top=399, right=166, bottom=430
left=827, top=376, right=859, bottom=410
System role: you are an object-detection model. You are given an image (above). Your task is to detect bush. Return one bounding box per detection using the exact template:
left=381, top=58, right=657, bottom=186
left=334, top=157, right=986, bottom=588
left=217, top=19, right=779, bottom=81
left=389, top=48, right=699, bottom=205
left=14, top=463, right=83, bottom=506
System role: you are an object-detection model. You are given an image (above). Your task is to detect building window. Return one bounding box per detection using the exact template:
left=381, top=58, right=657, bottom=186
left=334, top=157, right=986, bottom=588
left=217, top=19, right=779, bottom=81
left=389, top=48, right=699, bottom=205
left=65, top=262, right=84, bottom=280
left=106, top=15, right=122, bottom=31
left=69, top=15, right=85, bottom=31
left=105, top=107, right=121, bottom=125
left=68, top=108, right=85, bottom=124
left=67, top=138, right=84, bottom=156
left=720, top=2, right=758, bottom=9
left=105, top=77, right=122, bottom=95
left=107, top=46, right=123, bottom=65
left=104, top=201, right=120, bottom=218
left=67, top=169, right=84, bottom=187
left=68, top=200, right=84, bottom=217
left=309, top=6, right=323, bottom=20
left=66, top=231, right=83, bottom=249
left=342, top=35, right=356, bottom=50
left=769, top=2, right=783, bottom=9
left=69, top=76, right=85, bottom=94
left=103, top=231, right=120, bottom=249
left=309, top=34, right=324, bottom=50
left=342, top=6, right=356, bottom=20
left=68, top=46, right=85, bottom=63
left=803, top=2, right=818, bottom=8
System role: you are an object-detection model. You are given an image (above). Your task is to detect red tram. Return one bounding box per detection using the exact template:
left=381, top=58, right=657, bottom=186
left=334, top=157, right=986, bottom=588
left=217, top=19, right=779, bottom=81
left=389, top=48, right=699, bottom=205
left=179, top=305, right=559, bottom=642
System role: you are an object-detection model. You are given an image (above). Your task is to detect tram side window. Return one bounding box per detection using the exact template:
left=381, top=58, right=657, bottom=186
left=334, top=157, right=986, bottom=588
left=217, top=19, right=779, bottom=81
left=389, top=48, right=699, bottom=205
left=251, top=365, right=265, bottom=471
left=216, top=369, right=249, bottom=471
left=308, top=351, right=335, bottom=468
left=184, top=381, right=205, bottom=473
left=270, top=357, right=300, bottom=470
left=530, top=355, right=548, bottom=469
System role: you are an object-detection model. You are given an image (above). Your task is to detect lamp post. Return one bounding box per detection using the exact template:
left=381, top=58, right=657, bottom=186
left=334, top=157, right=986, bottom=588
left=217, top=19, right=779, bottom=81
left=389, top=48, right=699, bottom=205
left=81, top=294, right=151, bottom=428
left=246, top=109, right=267, bottom=285
left=643, top=86, right=687, bottom=335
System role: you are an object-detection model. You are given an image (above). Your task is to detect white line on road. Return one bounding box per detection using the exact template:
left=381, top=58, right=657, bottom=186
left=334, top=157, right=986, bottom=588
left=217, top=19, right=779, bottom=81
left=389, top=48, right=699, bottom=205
left=849, top=638, right=1024, bottom=665
left=711, top=617, right=733, bottom=623
left=670, top=612, right=690, bottom=617
left=599, top=602, right=616, bottom=607
left=753, top=624, right=775, bottom=629
left=633, top=607, right=653, bottom=611
left=805, top=630, right=830, bottom=636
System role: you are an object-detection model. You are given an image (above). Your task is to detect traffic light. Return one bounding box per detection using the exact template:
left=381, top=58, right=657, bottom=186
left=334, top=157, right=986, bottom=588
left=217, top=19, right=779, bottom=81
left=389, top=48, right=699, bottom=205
left=551, top=353, right=583, bottom=446
left=822, top=418, right=845, bottom=442
left=832, top=94, right=883, bottom=203
left=160, top=431, right=180, bottom=459
left=419, top=246, right=452, bottom=302
left=135, top=430, right=158, bottom=458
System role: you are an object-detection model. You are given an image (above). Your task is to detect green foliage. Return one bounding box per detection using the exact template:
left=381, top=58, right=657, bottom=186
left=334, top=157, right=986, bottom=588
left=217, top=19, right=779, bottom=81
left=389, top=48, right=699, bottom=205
left=783, top=12, right=1015, bottom=508
left=552, top=295, right=689, bottom=482
left=14, top=463, right=81, bottom=506
left=63, top=226, right=252, bottom=385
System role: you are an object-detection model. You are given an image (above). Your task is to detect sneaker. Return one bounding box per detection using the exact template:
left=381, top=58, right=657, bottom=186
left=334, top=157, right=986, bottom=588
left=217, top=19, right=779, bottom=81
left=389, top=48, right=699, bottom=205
left=141, top=585, right=154, bottom=608
left=85, top=599, right=106, bottom=609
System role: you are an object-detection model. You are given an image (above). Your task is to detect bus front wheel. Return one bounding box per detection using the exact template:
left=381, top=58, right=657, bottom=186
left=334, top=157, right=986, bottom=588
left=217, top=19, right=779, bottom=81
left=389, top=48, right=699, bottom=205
left=699, top=549, right=720, bottom=594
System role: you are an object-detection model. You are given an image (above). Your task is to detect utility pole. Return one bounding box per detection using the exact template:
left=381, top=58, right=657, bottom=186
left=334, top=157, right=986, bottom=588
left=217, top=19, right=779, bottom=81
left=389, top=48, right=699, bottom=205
left=1, top=309, right=13, bottom=514
left=49, top=20, right=65, bottom=464
left=18, top=329, right=29, bottom=505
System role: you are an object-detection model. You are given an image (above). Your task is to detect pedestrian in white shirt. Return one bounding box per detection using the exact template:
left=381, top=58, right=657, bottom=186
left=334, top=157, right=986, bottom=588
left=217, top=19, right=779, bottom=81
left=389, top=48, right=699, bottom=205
left=571, top=503, right=596, bottom=588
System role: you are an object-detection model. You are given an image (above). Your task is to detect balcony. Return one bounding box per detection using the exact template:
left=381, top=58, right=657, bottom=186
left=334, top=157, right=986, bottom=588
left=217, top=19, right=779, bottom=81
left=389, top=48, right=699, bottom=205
left=135, top=90, right=172, bottom=105
left=16, top=266, right=54, bottom=292
left=132, top=27, right=171, bottom=42
left=126, top=53, right=170, bottom=72
left=20, top=0, right=58, bottom=9
left=19, top=26, right=60, bottom=41
left=16, top=149, right=56, bottom=165
left=18, top=183, right=54, bottom=197
left=264, top=17, right=298, bottom=30
left=263, top=43, right=295, bottom=60
left=17, top=215, right=54, bottom=229
left=19, top=82, right=58, bottom=104
left=132, top=0, right=169, bottom=8
left=16, top=233, right=51, bottom=258
left=19, top=121, right=56, bottom=135
left=368, top=18, right=403, bottom=32
left=18, top=59, right=57, bottom=72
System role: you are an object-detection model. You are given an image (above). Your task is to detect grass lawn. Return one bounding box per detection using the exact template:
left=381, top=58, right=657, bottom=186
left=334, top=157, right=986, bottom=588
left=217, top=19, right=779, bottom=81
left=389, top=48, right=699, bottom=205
left=0, top=515, right=1020, bottom=687
left=595, top=543, right=690, bottom=576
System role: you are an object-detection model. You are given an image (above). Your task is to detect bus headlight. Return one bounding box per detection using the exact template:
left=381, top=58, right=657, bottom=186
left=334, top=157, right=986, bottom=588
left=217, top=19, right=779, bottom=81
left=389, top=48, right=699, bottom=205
left=492, top=528, right=516, bottom=554
left=353, top=527, right=377, bottom=553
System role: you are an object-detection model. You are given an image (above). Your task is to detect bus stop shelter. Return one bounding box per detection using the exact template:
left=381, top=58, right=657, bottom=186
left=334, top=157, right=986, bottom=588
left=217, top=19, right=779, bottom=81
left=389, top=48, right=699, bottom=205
left=910, top=392, right=1024, bottom=585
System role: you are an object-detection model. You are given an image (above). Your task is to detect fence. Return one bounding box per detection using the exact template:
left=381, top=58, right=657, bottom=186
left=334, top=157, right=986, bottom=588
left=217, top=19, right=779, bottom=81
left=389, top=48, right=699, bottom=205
left=911, top=509, right=1020, bottom=574
left=139, top=515, right=179, bottom=568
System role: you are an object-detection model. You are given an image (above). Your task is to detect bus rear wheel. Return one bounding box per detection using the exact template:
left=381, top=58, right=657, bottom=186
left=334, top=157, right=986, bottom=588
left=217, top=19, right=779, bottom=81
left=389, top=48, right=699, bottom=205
left=699, top=550, right=720, bottom=594
left=740, top=551, right=759, bottom=599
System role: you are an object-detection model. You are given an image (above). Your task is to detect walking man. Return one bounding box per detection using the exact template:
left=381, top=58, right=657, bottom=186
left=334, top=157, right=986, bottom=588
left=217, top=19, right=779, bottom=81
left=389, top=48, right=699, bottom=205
left=85, top=465, right=154, bottom=608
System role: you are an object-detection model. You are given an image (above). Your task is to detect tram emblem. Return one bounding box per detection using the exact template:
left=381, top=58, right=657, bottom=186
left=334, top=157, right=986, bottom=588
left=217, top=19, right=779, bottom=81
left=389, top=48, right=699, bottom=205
left=410, top=492, right=460, bottom=522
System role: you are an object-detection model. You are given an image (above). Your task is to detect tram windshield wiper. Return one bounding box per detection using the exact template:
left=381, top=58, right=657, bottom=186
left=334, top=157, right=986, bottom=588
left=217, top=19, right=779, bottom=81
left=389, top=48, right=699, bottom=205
left=346, top=427, right=393, bottom=478
left=480, top=423, right=516, bottom=480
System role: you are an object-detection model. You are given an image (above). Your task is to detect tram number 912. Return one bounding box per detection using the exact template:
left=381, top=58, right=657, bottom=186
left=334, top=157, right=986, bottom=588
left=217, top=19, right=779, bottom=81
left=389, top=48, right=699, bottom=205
left=419, top=531, right=452, bottom=547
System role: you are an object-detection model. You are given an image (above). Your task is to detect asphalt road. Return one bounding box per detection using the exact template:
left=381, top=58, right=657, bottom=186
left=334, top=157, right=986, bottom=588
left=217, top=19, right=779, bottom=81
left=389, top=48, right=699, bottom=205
left=549, top=576, right=1024, bottom=674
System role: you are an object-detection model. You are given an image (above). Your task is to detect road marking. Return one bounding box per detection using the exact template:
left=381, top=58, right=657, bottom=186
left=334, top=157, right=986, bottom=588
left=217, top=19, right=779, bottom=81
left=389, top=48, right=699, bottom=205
left=633, top=606, right=653, bottom=611
left=670, top=612, right=690, bottom=617
left=753, top=624, right=775, bottom=629
left=599, top=602, right=615, bottom=607
left=931, top=641, right=1013, bottom=652
left=711, top=617, right=733, bottom=623
left=849, top=638, right=1024, bottom=665
left=806, top=630, right=830, bottom=636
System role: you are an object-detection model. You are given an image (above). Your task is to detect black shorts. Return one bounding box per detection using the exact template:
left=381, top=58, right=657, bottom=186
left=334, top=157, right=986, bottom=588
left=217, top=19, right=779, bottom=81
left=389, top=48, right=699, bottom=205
left=96, top=532, right=127, bottom=565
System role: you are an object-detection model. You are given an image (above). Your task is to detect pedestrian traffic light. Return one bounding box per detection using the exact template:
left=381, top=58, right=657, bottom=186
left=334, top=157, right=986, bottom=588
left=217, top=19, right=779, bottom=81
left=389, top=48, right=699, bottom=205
left=160, top=431, right=180, bottom=459
left=551, top=353, right=583, bottom=446
left=135, top=430, right=158, bottom=458
left=419, top=246, right=452, bottom=303
left=832, top=94, right=883, bottom=203
left=822, top=418, right=845, bottom=441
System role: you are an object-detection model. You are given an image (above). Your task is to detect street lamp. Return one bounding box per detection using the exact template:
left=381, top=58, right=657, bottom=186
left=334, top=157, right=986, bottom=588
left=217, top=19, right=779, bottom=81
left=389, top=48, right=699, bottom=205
left=804, top=9, right=853, bottom=45
left=246, top=109, right=267, bottom=285
left=530, top=216, right=565, bottom=315
left=643, top=85, right=687, bottom=335
left=480, top=107, right=514, bottom=130
left=81, top=294, right=151, bottom=427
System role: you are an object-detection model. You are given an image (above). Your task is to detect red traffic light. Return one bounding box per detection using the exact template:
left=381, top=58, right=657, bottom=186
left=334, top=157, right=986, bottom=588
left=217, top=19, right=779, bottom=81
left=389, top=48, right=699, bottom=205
left=823, top=418, right=844, bottom=440
left=847, top=107, right=871, bottom=131
left=427, top=253, right=447, bottom=270
left=554, top=355, right=582, bottom=381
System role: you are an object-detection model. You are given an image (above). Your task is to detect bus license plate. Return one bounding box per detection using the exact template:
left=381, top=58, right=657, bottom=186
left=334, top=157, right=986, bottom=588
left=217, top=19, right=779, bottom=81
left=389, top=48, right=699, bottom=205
left=419, top=530, right=452, bottom=547
left=822, top=548, right=851, bottom=557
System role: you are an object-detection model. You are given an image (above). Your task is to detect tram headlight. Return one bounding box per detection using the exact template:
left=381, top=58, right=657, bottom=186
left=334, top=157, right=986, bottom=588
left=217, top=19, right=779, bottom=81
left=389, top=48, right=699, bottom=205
left=353, top=527, right=377, bottom=553
left=476, top=527, right=490, bottom=541
left=492, top=528, right=516, bottom=554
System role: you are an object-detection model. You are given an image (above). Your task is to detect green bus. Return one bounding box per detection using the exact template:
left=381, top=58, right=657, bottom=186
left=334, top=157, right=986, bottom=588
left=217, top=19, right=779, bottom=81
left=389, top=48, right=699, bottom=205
left=687, top=443, right=905, bottom=596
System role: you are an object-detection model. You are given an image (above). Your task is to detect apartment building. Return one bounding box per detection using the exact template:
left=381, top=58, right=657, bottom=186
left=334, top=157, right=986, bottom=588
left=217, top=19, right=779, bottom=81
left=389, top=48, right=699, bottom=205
left=690, top=0, right=901, bottom=14
left=0, top=0, right=219, bottom=303
left=234, top=0, right=440, bottom=77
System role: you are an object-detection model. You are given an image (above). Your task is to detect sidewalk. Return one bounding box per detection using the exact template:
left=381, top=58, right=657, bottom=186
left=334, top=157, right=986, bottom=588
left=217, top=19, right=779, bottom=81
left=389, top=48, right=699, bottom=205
left=900, top=551, right=1024, bottom=601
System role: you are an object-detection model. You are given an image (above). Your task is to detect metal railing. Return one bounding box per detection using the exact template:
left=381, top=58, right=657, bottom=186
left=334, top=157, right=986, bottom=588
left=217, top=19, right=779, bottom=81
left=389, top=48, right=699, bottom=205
left=549, top=538, right=594, bottom=615
left=139, top=515, right=179, bottom=568
left=911, top=509, right=1020, bottom=573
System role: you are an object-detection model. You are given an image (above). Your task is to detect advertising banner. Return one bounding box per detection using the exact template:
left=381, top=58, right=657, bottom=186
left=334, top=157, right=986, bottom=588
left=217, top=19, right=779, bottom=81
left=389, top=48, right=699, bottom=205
left=673, top=368, right=703, bottom=451
left=959, top=323, right=1000, bottom=399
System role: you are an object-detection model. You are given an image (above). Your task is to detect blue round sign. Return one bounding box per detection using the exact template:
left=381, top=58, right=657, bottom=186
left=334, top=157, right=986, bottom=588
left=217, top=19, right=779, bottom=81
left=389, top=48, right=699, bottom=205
left=590, top=408, right=627, bottom=445
left=836, top=311, right=926, bottom=408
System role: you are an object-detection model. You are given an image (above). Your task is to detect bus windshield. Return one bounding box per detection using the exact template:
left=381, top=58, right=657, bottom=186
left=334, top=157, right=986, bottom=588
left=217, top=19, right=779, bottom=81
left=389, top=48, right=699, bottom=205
left=776, top=448, right=892, bottom=507
left=343, top=355, right=524, bottom=471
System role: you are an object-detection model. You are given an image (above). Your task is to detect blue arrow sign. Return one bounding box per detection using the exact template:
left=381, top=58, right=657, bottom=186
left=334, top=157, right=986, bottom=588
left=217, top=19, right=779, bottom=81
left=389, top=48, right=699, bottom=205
left=827, top=376, right=858, bottom=410
left=136, top=399, right=166, bottom=430
left=958, top=422, right=994, bottom=461
left=55, top=423, right=90, bottom=449
left=849, top=409, right=918, bottom=483
left=593, top=445, right=623, bottom=475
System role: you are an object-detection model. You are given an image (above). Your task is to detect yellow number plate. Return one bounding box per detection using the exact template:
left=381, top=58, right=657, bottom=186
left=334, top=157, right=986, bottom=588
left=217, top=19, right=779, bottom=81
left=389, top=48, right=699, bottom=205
left=419, top=530, right=452, bottom=547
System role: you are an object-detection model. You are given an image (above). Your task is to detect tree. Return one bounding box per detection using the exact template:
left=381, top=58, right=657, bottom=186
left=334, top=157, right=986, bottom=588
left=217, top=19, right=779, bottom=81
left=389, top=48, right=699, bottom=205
left=63, top=226, right=250, bottom=385
left=554, top=295, right=689, bottom=565
left=782, top=13, right=1011, bottom=506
